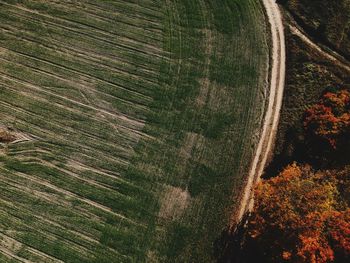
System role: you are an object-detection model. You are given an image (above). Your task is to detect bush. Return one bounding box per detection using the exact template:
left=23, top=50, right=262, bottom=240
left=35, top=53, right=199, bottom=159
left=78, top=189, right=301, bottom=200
left=0, top=128, right=16, bottom=143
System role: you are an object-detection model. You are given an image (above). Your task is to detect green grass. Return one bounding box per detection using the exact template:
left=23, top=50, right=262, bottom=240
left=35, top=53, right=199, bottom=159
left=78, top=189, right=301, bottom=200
left=0, top=0, right=268, bottom=262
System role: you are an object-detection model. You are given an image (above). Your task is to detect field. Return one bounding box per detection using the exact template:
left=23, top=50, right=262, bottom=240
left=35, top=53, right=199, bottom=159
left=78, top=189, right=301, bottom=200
left=0, top=0, right=269, bottom=262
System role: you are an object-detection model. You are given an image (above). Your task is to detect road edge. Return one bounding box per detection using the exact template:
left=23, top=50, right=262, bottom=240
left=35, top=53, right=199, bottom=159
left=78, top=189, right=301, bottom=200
left=231, top=0, right=286, bottom=228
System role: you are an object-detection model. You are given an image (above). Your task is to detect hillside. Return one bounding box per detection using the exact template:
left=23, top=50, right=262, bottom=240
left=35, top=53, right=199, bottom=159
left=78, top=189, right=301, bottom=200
left=0, top=0, right=269, bottom=262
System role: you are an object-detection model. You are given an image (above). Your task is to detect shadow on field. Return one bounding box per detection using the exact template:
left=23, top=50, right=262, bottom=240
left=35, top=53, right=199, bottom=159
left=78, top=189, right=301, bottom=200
left=213, top=214, right=266, bottom=263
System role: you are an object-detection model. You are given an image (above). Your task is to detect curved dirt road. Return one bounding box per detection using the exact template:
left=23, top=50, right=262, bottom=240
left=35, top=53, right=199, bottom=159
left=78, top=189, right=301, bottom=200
left=234, top=0, right=286, bottom=226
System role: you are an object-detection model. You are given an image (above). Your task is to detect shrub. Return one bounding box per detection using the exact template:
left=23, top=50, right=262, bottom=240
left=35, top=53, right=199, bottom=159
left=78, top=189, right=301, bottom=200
left=0, top=128, right=16, bottom=143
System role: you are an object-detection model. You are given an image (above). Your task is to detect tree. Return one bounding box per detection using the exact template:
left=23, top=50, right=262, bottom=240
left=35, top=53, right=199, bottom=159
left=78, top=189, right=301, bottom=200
left=328, top=209, right=350, bottom=261
left=303, top=89, right=350, bottom=153
left=246, top=163, right=349, bottom=263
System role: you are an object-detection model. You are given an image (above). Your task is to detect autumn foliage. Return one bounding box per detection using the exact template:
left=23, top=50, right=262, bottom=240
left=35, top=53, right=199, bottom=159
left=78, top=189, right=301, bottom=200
left=246, top=164, right=350, bottom=263
left=304, top=89, right=350, bottom=151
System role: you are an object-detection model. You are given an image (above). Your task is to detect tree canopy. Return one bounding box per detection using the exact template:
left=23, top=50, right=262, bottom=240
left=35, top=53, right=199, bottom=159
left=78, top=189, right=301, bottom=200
left=304, top=89, right=350, bottom=152
left=246, top=164, right=350, bottom=263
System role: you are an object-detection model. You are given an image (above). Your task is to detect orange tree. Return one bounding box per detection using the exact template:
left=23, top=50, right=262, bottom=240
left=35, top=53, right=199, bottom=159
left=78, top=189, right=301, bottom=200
left=246, top=163, right=350, bottom=263
left=303, top=89, right=350, bottom=156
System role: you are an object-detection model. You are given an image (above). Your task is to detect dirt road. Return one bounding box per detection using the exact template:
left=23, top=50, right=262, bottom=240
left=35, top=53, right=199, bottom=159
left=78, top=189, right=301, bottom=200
left=289, top=25, right=350, bottom=73
left=233, top=0, right=286, bottom=226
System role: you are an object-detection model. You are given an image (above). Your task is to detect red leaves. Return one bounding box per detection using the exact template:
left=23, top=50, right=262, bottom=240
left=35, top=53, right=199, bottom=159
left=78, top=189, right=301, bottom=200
left=304, top=89, right=350, bottom=149
left=328, top=209, right=350, bottom=258
left=246, top=164, right=350, bottom=262
left=297, top=232, right=334, bottom=263
left=242, top=90, right=350, bottom=262
left=323, top=90, right=350, bottom=110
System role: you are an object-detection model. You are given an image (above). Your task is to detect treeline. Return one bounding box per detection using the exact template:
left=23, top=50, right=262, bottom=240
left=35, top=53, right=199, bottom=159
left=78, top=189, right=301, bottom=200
left=241, top=89, right=350, bottom=263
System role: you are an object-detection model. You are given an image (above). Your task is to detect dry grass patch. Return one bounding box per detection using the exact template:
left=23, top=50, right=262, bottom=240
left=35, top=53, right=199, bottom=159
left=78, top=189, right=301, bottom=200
left=159, top=186, right=191, bottom=221
left=0, top=127, right=16, bottom=143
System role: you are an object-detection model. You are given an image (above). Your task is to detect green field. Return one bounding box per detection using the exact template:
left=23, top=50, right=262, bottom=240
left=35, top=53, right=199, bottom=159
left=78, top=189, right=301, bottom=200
left=0, top=0, right=269, bottom=262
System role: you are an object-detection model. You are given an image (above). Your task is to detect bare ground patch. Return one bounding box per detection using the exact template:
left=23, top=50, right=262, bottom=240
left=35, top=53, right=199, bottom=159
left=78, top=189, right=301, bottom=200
left=158, top=186, right=191, bottom=221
